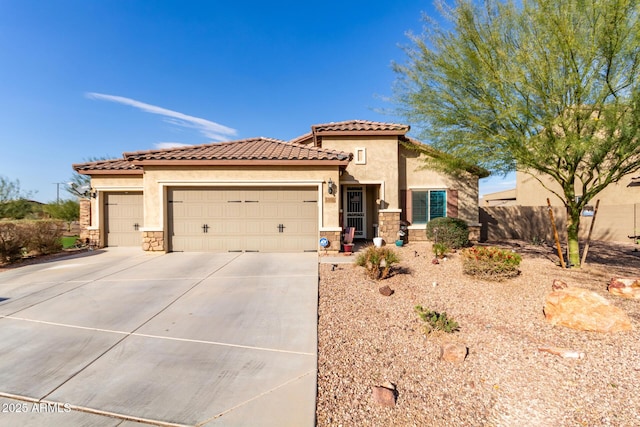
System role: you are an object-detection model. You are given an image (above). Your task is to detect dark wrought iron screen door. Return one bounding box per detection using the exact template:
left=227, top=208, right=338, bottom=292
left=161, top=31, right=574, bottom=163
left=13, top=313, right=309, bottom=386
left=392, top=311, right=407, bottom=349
left=345, top=186, right=366, bottom=238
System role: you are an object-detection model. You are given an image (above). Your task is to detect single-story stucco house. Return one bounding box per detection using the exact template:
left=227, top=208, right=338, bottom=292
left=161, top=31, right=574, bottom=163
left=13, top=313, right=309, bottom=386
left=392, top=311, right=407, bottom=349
left=73, top=120, right=486, bottom=253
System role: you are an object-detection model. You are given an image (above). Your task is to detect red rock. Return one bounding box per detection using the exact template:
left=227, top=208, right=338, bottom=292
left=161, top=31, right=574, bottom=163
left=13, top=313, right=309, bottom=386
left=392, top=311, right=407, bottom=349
left=544, top=286, right=632, bottom=332
left=379, top=285, right=394, bottom=296
left=440, top=341, right=468, bottom=363
left=608, top=277, right=640, bottom=299
left=372, top=385, right=396, bottom=407
left=552, top=279, right=568, bottom=291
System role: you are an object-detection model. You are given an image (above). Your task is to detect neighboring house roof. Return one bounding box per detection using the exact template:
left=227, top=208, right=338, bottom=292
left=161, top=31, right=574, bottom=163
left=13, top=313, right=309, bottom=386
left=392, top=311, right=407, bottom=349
left=72, top=159, right=143, bottom=175
left=481, top=189, right=517, bottom=206
left=123, top=137, right=351, bottom=166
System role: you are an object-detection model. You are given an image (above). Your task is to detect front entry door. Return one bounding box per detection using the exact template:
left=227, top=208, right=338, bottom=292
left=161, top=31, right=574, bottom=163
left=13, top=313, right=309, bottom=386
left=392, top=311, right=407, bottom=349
left=344, top=186, right=366, bottom=238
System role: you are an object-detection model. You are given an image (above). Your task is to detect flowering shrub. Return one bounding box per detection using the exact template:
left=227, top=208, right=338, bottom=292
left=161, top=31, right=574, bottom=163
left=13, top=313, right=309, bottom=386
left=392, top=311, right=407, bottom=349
left=461, top=246, right=522, bottom=280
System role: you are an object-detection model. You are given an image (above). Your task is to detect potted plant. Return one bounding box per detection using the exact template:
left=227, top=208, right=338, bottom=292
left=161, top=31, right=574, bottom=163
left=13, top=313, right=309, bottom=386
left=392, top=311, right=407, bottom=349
left=343, top=227, right=355, bottom=253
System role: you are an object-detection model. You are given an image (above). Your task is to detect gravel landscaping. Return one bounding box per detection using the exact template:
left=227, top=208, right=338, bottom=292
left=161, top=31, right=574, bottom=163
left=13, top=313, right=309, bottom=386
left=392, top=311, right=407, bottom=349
left=317, top=240, right=640, bottom=426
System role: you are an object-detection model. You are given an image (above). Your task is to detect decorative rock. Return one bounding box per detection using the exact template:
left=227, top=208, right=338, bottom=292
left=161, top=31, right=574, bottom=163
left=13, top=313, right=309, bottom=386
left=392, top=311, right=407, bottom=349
left=440, top=341, right=468, bottom=363
left=372, top=385, right=396, bottom=407
left=432, top=258, right=439, bottom=265
left=538, top=346, right=585, bottom=359
left=544, top=286, right=632, bottom=332
left=608, top=277, right=640, bottom=299
left=552, top=279, right=568, bottom=291
left=379, top=285, right=394, bottom=296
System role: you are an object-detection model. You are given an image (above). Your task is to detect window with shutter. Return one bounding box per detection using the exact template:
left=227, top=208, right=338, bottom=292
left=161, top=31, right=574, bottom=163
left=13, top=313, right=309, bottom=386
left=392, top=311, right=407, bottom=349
left=410, top=190, right=447, bottom=224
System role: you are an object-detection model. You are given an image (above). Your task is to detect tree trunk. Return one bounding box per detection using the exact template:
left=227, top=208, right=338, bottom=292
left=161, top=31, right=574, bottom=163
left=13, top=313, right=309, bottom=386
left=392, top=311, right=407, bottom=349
left=566, top=206, right=581, bottom=268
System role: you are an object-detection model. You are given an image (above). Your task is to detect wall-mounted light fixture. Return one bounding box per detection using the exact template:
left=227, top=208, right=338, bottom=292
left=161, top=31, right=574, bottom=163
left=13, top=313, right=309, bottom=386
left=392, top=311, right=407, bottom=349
left=327, top=178, right=334, bottom=195
left=90, top=189, right=97, bottom=199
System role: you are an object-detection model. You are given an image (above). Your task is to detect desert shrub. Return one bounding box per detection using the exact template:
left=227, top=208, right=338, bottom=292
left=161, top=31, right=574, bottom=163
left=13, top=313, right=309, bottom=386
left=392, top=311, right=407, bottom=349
left=461, top=246, right=522, bottom=280
left=426, top=217, right=469, bottom=249
left=355, top=246, right=400, bottom=280
left=0, top=221, right=29, bottom=263
left=415, top=305, right=459, bottom=334
left=432, top=242, right=449, bottom=258
left=25, top=220, right=64, bottom=255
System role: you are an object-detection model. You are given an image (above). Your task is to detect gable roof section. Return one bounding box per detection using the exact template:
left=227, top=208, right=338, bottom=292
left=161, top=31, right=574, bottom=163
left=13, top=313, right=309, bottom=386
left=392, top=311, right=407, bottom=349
left=72, top=158, right=143, bottom=175
left=123, top=137, right=351, bottom=166
left=289, top=120, right=411, bottom=146
left=312, top=120, right=410, bottom=135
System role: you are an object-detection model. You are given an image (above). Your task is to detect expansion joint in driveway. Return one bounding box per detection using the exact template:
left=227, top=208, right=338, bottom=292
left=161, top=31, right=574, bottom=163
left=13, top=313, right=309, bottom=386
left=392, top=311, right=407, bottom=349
left=37, top=253, right=244, bottom=401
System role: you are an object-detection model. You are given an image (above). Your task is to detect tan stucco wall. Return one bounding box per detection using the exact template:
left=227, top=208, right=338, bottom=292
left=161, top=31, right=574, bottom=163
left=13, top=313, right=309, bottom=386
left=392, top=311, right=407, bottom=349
left=516, top=170, right=639, bottom=206
left=141, top=165, right=340, bottom=232
left=400, top=146, right=480, bottom=224
left=89, top=175, right=143, bottom=229
left=91, top=176, right=144, bottom=189
left=497, top=170, right=640, bottom=243
left=320, top=136, right=400, bottom=209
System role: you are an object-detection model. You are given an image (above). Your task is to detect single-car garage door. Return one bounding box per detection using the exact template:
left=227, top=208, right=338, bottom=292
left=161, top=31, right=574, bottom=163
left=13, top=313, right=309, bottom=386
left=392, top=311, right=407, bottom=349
left=104, top=192, right=143, bottom=247
left=168, top=187, right=318, bottom=252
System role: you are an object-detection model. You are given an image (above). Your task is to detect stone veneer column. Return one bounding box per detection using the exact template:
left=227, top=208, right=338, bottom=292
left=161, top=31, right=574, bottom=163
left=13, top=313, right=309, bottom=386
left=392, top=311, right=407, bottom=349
left=468, top=224, right=481, bottom=243
left=319, top=230, right=341, bottom=254
left=87, top=229, right=102, bottom=248
left=378, top=210, right=401, bottom=244
left=78, top=198, right=91, bottom=242
left=143, top=231, right=165, bottom=252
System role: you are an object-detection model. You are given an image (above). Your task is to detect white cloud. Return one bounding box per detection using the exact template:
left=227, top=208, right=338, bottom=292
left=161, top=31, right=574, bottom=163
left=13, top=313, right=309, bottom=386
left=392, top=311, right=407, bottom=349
left=154, top=142, right=193, bottom=149
left=86, top=92, right=237, bottom=141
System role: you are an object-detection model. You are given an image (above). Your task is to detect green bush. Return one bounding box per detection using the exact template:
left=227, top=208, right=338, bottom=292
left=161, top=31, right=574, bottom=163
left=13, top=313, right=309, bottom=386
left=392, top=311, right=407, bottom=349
left=355, top=246, right=400, bottom=280
left=461, top=246, right=522, bottom=280
left=415, top=305, right=460, bottom=334
left=426, top=217, right=469, bottom=249
left=0, top=221, right=29, bottom=263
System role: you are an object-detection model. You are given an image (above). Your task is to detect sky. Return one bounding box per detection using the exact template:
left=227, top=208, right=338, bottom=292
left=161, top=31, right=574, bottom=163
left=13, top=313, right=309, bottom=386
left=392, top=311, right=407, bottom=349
left=0, top=0, right=514, bottom=203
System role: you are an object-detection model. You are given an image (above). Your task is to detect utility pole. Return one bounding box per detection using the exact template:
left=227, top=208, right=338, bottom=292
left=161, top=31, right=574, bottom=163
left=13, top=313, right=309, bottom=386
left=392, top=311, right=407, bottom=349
left=53, top=182, right=66, bottom=204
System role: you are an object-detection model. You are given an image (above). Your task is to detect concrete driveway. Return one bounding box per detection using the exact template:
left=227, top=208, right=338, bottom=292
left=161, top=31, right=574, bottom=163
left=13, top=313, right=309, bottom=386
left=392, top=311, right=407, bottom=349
left=0, top=248, right=318, bottom=426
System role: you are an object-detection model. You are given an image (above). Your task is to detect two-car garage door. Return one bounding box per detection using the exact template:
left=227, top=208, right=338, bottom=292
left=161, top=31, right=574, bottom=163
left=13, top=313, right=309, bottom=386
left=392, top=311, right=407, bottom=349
left=168, top=187, right=318, bottom=252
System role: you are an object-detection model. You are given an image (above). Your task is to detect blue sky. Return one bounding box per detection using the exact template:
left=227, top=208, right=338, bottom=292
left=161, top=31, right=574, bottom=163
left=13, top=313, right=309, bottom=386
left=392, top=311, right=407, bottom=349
left=0, top=0, right=514, bottom=203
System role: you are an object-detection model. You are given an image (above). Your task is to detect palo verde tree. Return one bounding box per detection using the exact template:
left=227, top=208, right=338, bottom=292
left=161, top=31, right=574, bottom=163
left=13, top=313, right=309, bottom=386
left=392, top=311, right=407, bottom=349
left=66, top=155, right=116, bottom=199
left=394, top=0, right=640, bottom=267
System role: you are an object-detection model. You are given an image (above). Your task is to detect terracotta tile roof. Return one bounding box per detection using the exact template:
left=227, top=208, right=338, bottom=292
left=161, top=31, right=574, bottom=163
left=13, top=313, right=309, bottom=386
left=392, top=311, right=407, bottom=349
left=123, top=137, right=351, bottom=162
left=72, top=158, right=142, bottom=174
left=311, top=120, right=410, bottom=134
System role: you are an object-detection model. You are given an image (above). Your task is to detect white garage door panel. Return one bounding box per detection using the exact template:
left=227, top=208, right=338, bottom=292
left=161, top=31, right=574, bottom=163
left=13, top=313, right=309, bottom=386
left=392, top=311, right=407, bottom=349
left=105, top=192, right=143, bottom=247
left=168, top=187, right=318, bottom=253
